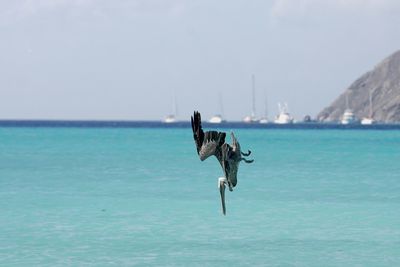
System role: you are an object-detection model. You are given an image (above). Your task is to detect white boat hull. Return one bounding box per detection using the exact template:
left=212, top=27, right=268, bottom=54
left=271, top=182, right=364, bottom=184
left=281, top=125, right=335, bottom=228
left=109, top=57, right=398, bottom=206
left=274, top=114, right=293, bottom=124
left=163, top=115, right=177, bottom=123
left=243, top=115, right=259, bottom=123
left=209, top=115, right=226, bottom=124
left=361, top=118, right=375, bottom=125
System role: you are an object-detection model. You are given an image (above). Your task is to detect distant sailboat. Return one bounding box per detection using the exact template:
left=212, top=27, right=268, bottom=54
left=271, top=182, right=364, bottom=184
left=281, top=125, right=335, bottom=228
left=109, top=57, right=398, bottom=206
left=164, top=114, right=177, bottom=123
left=163, top=91, right=178, bottom=123
left=259, top=89, right=269, bottom=124
left=209, top=93, right=227, bottom=124
left=243, top=75, right=259, bottom=123
left=361, top=89, right=376, bottom=125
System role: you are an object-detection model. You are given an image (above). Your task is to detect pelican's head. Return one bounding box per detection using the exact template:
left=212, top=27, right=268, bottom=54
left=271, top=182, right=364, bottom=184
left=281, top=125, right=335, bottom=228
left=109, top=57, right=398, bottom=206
left=218, top=177, right=228, bottom=215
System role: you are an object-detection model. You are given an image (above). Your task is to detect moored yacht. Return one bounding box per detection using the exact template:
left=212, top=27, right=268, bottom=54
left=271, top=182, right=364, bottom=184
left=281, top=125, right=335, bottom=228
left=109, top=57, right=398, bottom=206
left=243, top=114, right=259, bottom=123
left=360, top=117, right=375, bottom=125
left=274, top=103, right=293, bottom=124
left=163, top=114, right=177, bottom=123
left=209, top=114, right=226, bottom=124
left=259, top=117, right=269, bottom=124
left=341, top=93, right=358, bottom=125
left=259, top=88, right=269, bottom=124
left=163, top=91, right=178, bottom=123
left=209, top=93, right=227, bottom=123
left=361, top=89, right=375, bottom=125
left=341, top=109, right=358, bottom=124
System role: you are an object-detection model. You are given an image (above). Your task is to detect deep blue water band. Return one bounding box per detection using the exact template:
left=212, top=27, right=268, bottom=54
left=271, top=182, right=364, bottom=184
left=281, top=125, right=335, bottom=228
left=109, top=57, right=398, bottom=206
left=0, top=120, right=400, bottom=130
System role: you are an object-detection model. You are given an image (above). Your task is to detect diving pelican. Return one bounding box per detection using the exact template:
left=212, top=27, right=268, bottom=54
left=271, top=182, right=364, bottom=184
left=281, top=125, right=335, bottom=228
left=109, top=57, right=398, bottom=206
left=191, top=111, right=254, bottom=215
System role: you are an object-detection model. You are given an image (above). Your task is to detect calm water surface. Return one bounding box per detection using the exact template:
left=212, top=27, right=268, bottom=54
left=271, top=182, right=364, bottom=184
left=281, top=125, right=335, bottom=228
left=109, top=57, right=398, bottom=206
left=0, top=127, right=399, bottom=266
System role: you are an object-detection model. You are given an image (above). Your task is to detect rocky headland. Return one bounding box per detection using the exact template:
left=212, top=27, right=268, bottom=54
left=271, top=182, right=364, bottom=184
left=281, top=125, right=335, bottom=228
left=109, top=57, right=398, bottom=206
left=318, top=50, right=400, bottom=123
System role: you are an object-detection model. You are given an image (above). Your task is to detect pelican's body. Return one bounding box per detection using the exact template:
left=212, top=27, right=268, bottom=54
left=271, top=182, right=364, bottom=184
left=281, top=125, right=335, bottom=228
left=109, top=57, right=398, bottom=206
left=191, top=111, right=253, bottom=215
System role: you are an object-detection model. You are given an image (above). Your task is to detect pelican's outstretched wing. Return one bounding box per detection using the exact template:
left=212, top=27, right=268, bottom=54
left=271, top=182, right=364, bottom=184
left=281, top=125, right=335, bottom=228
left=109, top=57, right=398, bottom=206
left=191, top=111, right=226, bottom=161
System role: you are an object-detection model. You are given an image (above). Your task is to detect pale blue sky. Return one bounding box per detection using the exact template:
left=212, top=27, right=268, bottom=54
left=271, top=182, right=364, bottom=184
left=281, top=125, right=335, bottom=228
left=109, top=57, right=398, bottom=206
left=1, top=0, right=400, bottom=121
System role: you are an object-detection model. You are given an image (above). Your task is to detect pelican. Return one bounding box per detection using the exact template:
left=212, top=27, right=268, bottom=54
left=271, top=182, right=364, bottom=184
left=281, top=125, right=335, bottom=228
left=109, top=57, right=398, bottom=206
left=191, top=111, right=254, bottom=215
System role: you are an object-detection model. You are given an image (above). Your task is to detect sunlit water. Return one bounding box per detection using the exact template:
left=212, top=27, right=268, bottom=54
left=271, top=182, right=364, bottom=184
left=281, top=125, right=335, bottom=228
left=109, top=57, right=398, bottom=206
left=1, top=127, right=399, bottom=266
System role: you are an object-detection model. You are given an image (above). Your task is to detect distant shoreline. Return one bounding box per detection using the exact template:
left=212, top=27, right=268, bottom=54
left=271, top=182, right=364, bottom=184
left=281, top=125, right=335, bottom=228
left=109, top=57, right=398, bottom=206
left=0, top=120, right=400, bottom=130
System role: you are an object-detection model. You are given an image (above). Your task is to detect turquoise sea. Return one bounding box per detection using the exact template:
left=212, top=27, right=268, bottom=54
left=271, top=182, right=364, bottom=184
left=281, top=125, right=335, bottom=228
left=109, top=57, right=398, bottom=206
left=1, top=126, right=399, bottom=266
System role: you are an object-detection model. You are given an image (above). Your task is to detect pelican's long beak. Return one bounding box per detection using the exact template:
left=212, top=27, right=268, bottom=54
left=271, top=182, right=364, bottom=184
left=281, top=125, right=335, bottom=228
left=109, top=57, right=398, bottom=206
left=218, top=178, right=227, bottom=215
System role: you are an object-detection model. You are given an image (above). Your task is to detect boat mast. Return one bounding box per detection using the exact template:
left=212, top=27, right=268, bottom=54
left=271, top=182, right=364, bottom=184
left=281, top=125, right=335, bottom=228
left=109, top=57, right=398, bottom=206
left=251, top=74, right=256, bottom=117
left=264, top=88, right=268, bottom=119
left=172, top=90, right=177, bottom=117
left=218, top=92, right=225, bottom=119
left=369, top=89, right=373, bottom=118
